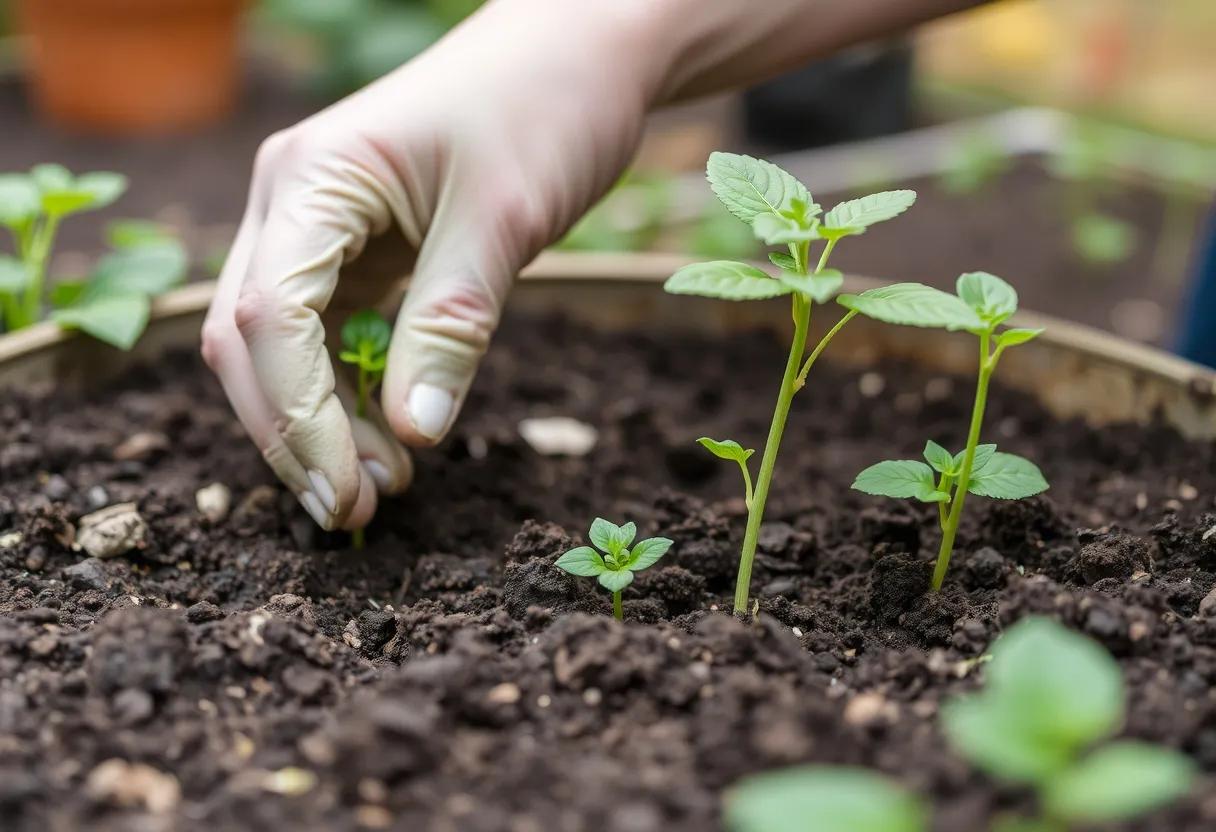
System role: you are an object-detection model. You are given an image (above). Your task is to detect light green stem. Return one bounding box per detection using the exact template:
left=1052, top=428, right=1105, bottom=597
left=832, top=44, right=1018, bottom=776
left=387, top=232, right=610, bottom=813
left=613, top=590, right=623, bottom=621
left=19, top=214, right=60, bottom=328
left=733, top=293, right=811, bottom=614
left=936, top=472, right=955, bottom=531
left=738, top=461, right=754, bottom=510
left=932, top=331, right=994, bottom=591
left=352, top=528, right=365, bottom=549
left=796, top=310, right=858, bottom=388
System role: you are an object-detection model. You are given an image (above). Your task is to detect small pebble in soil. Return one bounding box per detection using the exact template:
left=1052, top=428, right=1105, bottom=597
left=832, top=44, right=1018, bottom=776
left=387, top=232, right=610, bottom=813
left=76, top=503, right=147, bottom=559
left=858, top=372, right=886, bottom=398
left=85, top=759, right=180, bottom=814
left=86, top=486, right=109, bottom=508
left=195, top=482, right=232, bottom=524
left=517, top=416, right=598, bottom=456
left=112, top=431, right=169, bottom=462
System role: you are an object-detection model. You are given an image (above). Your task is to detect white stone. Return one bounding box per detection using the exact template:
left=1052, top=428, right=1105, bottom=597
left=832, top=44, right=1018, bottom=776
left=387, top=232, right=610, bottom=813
left=76, top=503, right=147, bottom=559
left=518, top=417, right=598, bottom=457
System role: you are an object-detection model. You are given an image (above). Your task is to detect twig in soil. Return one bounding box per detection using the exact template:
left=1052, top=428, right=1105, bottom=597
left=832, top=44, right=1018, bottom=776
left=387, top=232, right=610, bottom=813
left=554, top=518, right=672, bottom=621
left=844, top=272, right=1048, bottom=590
left=665, top=152, right=922, bottom=615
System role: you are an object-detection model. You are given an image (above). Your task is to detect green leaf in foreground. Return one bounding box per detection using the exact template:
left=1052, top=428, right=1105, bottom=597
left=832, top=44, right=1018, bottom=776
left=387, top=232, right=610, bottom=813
left=664, top=261, right=790, bottom=301
left=725, top=766, right=926, bottom=832
left=751, top=211, right=820, bottom=245
left=554, top=546, right=606, bottom=577
left=852, top=460, right=949, bottom=503
left=0, top=174, right=41, bottom=226
left=838, top=283, right=983, bottom=331
left=51, top=293, right=150, bottom=350
left=997, top=328, right=1043, bottom=349
left=922, top=440, right=955, bottom=474
left=341, top=308, right=392, bottom=355
left=776, top=268, right=843, bottom=304
left=628, top=537, right=674, bottom=571
left=706, top=152, right=811, bottom=224
left=597, top=569, right=634, bottom=592
left=957, top=271, right=1018, bottom=324
left=954, top=443, right=997, bottom=475
left=1042, top=742, right=1195, bottom=823
left=768, top=252, right=797, bottom=271
left=967, top=452, right=1049, bottom=499
left=821, top=190, right=917, bottom=235
left=942, top=695, right=1075, bottom=784
left=697, top=437, right=754, bottom=463
left=0, top=255, right=30, bottom=293
left=92, top=241, right=188, bottom=296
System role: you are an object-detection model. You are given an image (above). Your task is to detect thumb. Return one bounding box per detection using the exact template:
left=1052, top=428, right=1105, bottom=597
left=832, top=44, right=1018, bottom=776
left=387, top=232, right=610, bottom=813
left=382, top=195, right=537, bottom=445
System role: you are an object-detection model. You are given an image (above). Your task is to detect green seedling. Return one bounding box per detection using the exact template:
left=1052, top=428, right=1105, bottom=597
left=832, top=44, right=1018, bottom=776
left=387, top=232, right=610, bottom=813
left=725, top=765, right=926, bottom=832
left=665, top=151, right=920, bottom=615
left=944, top=617, right=1195, bottom=831
left=1, top=166, right=186, bottom=348
left=844, top=271, right=1048, bottom=590
left=338, top=309, right=391, bottom=549
left=555, top=518, right=672, bottom=621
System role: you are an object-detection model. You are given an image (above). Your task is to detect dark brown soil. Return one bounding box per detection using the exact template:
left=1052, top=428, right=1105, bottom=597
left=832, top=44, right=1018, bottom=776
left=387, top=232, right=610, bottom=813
left=3, top=310, right=1216, bottom=831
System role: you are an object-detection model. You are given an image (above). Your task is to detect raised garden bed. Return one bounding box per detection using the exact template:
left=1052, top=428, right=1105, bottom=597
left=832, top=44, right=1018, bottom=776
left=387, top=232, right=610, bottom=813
left=1, top=254, right=1215, bottom=830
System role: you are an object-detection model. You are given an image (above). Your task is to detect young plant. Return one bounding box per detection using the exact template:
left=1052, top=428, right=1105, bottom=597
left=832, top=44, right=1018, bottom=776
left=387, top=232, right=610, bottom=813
left=338, top=309, right=391, bottom=548
left=725, top=765, right=926, bottom=832
left=943, top=617, right=1195, bottom=831
left=555, top=519, right=672, bottom=621
left=339, top=309, right=391, bottom=418
left=0, top=165, right=187, bottom=348
left=666, top=151, right=919, bottom=614
left=844, top=272, right=1048, bottom=590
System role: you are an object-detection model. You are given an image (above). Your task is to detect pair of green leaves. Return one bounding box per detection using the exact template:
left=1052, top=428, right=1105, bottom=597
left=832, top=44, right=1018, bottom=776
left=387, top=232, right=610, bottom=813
left=0, top=164, right=127, bottom=230
left=853, top=441, right=1048, bottom=504
left=339, top=309, right=392, bottom=373
left=665, top=153, right=916, bottom=305
left=49, top=221, right=188, bottom=350
left=555, top=518, right=673, bottom=593
left=838, top=271, right=1042, bottom=344
left=943, top=617, right=1194, bottom=825
left=725, top=766, right=925, bottom=832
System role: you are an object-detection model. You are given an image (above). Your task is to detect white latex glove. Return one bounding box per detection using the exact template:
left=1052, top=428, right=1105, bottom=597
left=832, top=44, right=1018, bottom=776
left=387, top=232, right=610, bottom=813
left=202, top=0, right=978, bottom=532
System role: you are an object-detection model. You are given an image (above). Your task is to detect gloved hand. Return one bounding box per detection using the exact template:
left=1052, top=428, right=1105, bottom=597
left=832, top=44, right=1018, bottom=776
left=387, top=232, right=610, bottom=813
left=202, top=0, right=975, bottom=532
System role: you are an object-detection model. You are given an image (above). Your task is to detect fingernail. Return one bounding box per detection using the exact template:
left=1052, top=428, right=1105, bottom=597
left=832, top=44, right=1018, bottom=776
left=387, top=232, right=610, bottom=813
left=363, top=459, right=393, bottom=492
left=299, top=491, right=333, bottom=530
left=407, top=383, right=454, bottom=439
left=307, top=469, right=337, bottom=513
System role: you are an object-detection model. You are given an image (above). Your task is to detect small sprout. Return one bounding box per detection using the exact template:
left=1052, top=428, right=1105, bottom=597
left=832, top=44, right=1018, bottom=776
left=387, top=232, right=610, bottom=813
left=943, top=617, right=1195, bottom=829
left=338, top=309, right=391, bottom=549
left=555, top=518, right=672, bottom=621
left=666, top=152, right=922, bottom=615
left=843, top=271, right=1048, bottom=590
left=339, top=309, right=391, bottom=418
left=725, top=765, right=926, bottom=832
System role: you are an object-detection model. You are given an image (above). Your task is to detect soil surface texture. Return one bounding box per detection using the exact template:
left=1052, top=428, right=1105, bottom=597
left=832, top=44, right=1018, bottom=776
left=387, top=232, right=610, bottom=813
left=2, top=311, right=1216, bottom=831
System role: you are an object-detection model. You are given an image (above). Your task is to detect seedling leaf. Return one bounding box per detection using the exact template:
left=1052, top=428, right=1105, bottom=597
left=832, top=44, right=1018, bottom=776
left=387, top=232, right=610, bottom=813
left=1041, top=742, right=1195, bottom=823
left=752, top=211, right=820, bottom=245
left=942, top=695, right=1075, bottom=783
left=968, top=453, right=1048, bottom=499
left=953, top=443, right=997, bottom=474
left=555, top=546, right=607, bottom=577
left=589, top=518, right=622, bottom=553
left=664, top=261, right=791, bottom=301
left=957, top=272, right=1017, bottom=324
left=821, top=190, right=917, bottom=234
left=698, top=437, right=754, bottom=463
left=74, top=173, right=128, bottom=210
left=853, top=460, right=950, bottom=503
left=107, top=219, right=175, bottom=248
left=341, top=309, right=392, bottom=355
left=51, top=292, right=150, bottom=350
left=725, top=766, right=926, bottom=832
left=0, top=255, right=30, bottom=292
left=0, top=174, right=40, bottom=226
left=628, top=537, right=673, bottom=571
left=92, top=240, right=188, bottom=296
left=838, top=283, right=984, bottom=331
left=597, top=569, right=634, bottom=592
left=997, top=328, right=1043, bottom=349
left=768, top=252, right=797, bottom=271
left=30, top=164, right=72, bottom=192
left=705, top=152, right=811, bottom=224
left=922, top=440, right=955, bottom=474
left=776, top=268, right=843, bottom=304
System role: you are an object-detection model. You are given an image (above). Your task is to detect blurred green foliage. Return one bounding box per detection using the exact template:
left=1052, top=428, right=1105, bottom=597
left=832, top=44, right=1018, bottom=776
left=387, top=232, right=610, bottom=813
left=259, top=0, right=483, bottom=95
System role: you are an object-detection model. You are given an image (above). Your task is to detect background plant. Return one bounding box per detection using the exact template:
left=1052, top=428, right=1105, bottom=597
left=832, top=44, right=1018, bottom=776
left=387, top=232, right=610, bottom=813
left=338, top=309, right=392, bottom=548
left=944, top=617, right=1195, bottom=831
left=0, top=165, right=186, bottom=348
left=665, top=151, right=919, bottom=615
left=725, top=765, right=926, bottom=832
left=555, top=519, right=672, bottom=620
left=843, top=271, right=1048, bottom=590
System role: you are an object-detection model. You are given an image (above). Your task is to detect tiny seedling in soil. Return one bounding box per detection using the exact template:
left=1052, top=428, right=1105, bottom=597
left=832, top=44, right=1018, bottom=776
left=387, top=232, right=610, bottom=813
left=943, top=617, right=1195, bottom=831
left=338, top=309, right=391, bottom=548
left=844, top=271, right=1048, bottom=590
left=666, top=151, right=921, bottom=614
left=0, top=165, right=187, bottom=348
left=725, top=765, right=926, bottom=832
left=555, top=518, right=672, bottom=620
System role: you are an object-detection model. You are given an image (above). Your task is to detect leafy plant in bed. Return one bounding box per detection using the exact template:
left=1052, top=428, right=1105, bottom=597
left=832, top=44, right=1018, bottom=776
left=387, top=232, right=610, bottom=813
left=0, top=164, right=186, bottom=349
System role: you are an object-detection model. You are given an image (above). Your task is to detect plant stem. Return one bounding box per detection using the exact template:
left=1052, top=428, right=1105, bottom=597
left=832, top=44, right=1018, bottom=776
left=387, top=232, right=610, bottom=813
left=352, top=528, right=365, bottom=549
left=733, top=293, right=811, bottom=614
left=796, top=310, right=858, bottom=388
left=935, top=472, right=955, bottom=531
left=613, top=590, right=623, bottom=621
left=738, top=461, right=754, bottom=510
left=932, top=331, right=994, bottom=591
left=19, top=214, right=60, bottom=328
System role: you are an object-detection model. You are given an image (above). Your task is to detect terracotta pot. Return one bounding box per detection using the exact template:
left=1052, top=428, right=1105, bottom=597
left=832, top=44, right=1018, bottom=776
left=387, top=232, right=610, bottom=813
left=17, top=0, right=246, bottom=135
